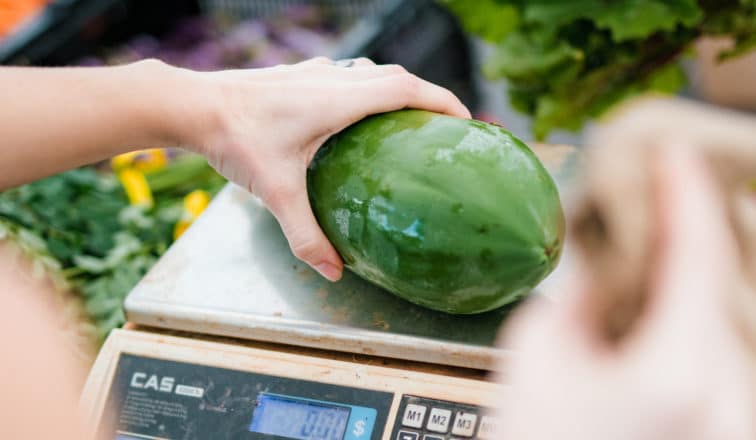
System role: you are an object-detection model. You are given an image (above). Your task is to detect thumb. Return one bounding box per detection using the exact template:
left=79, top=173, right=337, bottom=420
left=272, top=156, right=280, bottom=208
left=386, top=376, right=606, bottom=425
left=265, top=181, right=344, bottom=282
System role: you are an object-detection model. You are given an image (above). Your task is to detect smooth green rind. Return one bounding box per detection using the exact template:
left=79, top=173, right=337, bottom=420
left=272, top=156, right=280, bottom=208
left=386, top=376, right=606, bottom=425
left=307, top=110, right=564, bottom=314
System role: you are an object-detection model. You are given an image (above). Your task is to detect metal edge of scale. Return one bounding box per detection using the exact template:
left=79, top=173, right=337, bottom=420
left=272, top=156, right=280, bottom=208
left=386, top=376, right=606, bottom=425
left=124, top=145, right=577, bottom=372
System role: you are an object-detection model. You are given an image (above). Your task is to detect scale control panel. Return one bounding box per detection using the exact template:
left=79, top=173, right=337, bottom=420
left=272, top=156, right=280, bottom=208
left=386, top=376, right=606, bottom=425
left=391, top=396, right=496, bottom=440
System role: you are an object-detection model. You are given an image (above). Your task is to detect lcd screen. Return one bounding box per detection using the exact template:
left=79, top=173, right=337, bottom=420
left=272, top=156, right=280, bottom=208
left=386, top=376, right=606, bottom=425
left=249, top=394, right=351, bottom=440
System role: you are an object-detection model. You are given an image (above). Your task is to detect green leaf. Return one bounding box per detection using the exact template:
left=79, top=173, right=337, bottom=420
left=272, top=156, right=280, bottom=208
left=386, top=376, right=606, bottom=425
left=484, top=28, right=583, bottom=80
left=72, top=255, right=112, bottom=274
left=73, top=232, right=143, bottom=274
left=522, top=0, right=702, bottom=42
left=442, top=0, right=519, bottom=43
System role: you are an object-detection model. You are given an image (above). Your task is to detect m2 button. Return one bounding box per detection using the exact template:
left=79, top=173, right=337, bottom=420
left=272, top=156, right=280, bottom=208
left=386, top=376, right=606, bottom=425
left=401, top=404, right=427, bottom=428
left=396, top=430, right=419, bottom=440
left=426, top=408, right=452, bottom=433
left=451, top=411, right=478, bottom=437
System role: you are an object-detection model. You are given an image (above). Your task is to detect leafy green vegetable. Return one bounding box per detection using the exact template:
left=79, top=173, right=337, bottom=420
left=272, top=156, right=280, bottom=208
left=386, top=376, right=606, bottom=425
left=443, top=0, right=756, bottom=139
left=0, top=155, right=225, bottom=340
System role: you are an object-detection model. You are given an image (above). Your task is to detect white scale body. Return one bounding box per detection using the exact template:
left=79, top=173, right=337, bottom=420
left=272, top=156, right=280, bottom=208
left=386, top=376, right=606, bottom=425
left=81, top=146, right=576, bottom=440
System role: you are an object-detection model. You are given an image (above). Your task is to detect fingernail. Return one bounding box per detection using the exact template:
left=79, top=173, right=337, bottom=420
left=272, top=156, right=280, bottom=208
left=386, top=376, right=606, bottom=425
left=315, top=262, right=342, bottom=282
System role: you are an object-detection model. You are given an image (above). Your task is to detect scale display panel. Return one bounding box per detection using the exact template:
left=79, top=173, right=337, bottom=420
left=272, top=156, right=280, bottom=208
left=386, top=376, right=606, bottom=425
left=98, top=354, right=392, bottom=440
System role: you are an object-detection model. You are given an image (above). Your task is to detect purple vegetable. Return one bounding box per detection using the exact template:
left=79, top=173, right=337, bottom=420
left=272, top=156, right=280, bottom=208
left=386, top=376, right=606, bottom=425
left=181, top=40, right=226, bottom=70
left=272, top=26, right=333, bottom=57
left=225, top=20, right=267, bottom=47
left=243, top=45, right=297, bottom=68
left=284, top=4, right=322, bottom=26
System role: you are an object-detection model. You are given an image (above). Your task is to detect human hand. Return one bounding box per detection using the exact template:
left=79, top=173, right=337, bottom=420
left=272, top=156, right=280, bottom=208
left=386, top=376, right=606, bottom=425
left=177, top=57, right=471, bottom=281
left=497, top=144, right=756, bottom=440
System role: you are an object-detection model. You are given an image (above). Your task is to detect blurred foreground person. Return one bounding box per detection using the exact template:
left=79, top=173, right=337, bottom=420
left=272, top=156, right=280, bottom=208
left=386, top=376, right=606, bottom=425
left=500, top=98, right=756, bottom=440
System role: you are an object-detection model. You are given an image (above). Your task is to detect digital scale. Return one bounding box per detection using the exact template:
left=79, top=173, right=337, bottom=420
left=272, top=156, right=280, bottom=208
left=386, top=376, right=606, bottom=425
left=80, top=145, right=576, bottom=440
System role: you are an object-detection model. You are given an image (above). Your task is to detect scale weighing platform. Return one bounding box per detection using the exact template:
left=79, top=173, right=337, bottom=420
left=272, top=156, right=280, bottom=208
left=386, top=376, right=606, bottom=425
left=80, top=145, right=576, bottom=440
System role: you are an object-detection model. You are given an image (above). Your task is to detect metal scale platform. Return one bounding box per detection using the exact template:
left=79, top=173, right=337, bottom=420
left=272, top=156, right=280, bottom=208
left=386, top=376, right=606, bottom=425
left=81, top=145, right=576, bottom=440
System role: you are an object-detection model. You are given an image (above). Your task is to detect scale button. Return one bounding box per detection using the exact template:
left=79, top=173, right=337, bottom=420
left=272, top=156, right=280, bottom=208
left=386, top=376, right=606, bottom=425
left=477, top=415, right=500, bottom=439
left=397, top=429, right=420, bottom=440
left=402, top=404, right=427, bottom=428
left=451, top=411, right=478, bottom=437
left=423, top=435, right=444, bottom=440
left=426, top=407, right=452, bottom=433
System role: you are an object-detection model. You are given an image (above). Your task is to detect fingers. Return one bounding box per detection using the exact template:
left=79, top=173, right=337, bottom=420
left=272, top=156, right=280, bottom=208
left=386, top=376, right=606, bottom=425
left=297, top=56, right=375, bottom=67
left=346, top=73, right=472, bottom=119
left=263, top=176, right=344, bottom=282
left=296, top=58, right=470, bottom=118
left=306, top=63, right=408, bottom=82
left=296, top=56, right=334, bottom=66
left=634, top=143, right=737, bottom=348
left=350, top=57, right=376, bottom=67
left=276, top=58, right=471, bottom=119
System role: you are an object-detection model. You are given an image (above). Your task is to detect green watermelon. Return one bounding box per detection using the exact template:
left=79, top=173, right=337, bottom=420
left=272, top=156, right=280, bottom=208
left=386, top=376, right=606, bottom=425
left=307, top=110, right=564, bottom=314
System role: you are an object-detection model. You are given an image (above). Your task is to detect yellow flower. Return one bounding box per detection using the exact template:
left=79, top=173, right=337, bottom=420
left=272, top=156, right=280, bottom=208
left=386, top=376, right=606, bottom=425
left=183, top=190, right=211, bottom=217
left=118, top=168, right=153, bottom=208
left=173, top=221, right=191, bottom=240
left=173, top=190, right=211, bottom=240
left=111, top=151, right=139, bottom=172
left=111, top=149, right=167, bottom=173
left=134, top=149, right=168, bottom=173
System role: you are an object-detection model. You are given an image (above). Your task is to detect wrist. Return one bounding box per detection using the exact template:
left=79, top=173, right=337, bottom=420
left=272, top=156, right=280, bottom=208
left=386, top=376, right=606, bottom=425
left=119, top=60, right=224, bottom=153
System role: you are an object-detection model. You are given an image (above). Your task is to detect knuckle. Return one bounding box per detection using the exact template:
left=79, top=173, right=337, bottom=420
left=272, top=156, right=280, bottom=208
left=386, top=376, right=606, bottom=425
left=384, top=64, right=407, bottom=75
left=135, top=58, right=167, bottom=69
left=261, top=183, right=296, bottom=209
left=290, top=234, right=323, bottom=262
left=398, top=73, right=420, bottom=99
left=355, top=57, right=374, bottom=65
left=312, top=56, right=332, bottom=64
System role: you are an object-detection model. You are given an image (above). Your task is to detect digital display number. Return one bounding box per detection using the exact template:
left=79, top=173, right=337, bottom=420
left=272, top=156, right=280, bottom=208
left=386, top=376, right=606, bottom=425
left=249, top=394, right=350, bottom=440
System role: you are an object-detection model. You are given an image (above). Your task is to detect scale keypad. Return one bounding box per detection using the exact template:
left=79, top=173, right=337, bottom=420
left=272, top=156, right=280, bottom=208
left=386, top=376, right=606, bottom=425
left=392, top=395, right=497, bottom=440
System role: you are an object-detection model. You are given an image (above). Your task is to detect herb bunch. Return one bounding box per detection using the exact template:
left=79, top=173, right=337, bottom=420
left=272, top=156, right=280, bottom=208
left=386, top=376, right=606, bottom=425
left=443, top=0, right=756, bottom=139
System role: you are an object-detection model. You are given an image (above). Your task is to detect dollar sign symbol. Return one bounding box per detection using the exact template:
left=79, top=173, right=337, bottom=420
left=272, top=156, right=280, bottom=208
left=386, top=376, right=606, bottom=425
left=353, top=420, right=366, bottom=437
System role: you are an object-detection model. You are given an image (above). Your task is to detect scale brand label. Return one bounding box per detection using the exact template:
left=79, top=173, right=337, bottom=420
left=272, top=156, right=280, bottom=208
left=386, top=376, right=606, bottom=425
left=130, top=372, right=204, bottom=398
left=130, top=372, right=174, bottom=393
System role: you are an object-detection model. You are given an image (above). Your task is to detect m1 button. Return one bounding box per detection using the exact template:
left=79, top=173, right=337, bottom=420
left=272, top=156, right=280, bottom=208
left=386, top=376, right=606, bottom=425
left=396, top=430, right=419, bottom=440
left=401, top=404, right=427, bottom=428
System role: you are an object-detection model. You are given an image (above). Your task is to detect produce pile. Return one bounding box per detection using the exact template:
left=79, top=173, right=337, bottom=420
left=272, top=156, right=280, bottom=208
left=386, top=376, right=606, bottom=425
left=1, top=5, right=341, bottom=341
left=0, top=153, right=224, bottom=340
left=78, top=5, right=341, bottom=69
left=443, top=0, right=756, bottom=139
